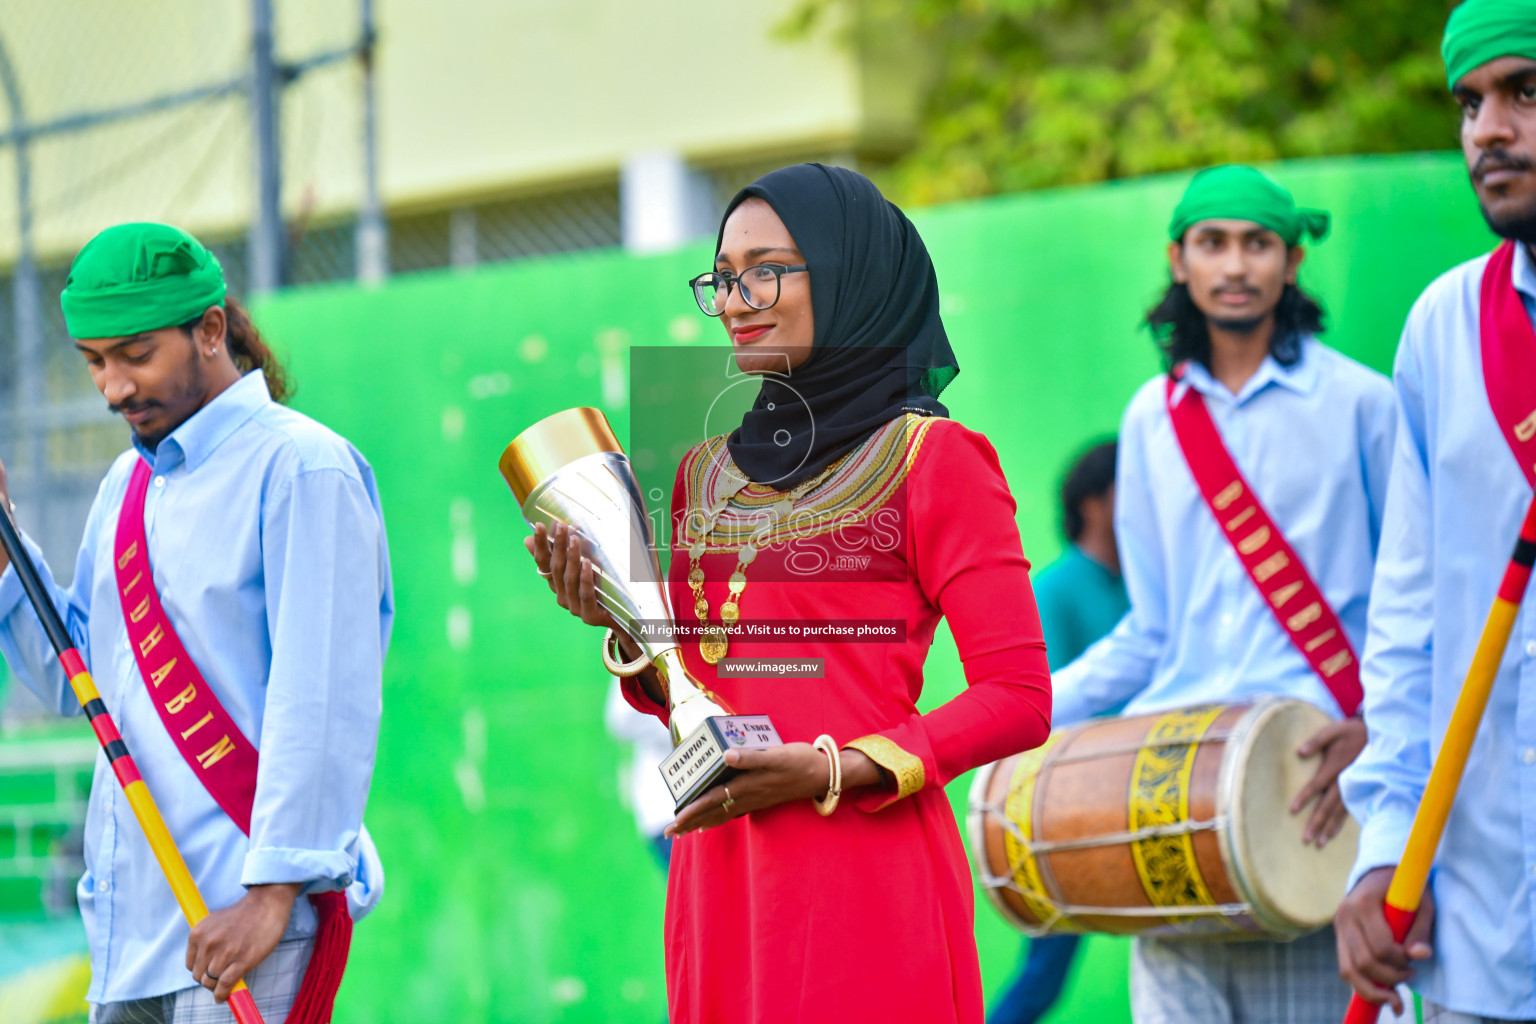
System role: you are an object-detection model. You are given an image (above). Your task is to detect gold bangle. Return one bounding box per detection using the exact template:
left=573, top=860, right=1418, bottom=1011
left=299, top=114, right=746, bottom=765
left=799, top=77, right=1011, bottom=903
left=812, top=734, right=841, bottom=816
left=601, top=628, right=651, bottom=677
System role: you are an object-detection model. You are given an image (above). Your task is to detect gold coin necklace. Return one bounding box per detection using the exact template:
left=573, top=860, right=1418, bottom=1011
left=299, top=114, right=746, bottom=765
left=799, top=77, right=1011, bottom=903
left=687, top=461, right=841, bottom=665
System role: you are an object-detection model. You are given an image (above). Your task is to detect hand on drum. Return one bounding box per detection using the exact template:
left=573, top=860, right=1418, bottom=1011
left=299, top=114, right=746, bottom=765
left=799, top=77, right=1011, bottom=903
left=665, top=744, right=885, bottom=837
left=1289, top=715, right=1368, bottom=847
left=525, top=522, right=618, bottom=631
left=1335, top=865, right=1435, bottom=1013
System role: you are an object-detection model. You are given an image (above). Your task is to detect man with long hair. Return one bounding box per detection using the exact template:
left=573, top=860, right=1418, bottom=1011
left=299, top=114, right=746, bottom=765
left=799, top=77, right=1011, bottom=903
left=1049, top=166, right=1396, bottom=1023
left=0, top=223, right=390, bottom=1023
left=1337, top=3, right=1536, bottom=1021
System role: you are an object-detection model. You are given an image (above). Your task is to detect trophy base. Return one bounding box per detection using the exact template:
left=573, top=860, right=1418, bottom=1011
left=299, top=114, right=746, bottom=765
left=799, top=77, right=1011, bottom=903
left=659, top=715, right=782, bottom=812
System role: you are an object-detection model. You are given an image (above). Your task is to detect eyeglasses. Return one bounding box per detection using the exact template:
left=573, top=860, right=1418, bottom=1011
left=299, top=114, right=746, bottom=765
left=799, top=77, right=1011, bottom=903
left=688, top=263, right=808, bottom=317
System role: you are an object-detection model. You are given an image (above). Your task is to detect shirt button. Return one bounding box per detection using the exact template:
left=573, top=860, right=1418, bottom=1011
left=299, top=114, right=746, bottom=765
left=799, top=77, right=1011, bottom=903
left=153, top=476, right=165, bottom=488
left=1525, top=749, right=1536, bottom=766
left=97, top=879, right=110, bottom=892
left=1526, top=640, right=1536, bottom=658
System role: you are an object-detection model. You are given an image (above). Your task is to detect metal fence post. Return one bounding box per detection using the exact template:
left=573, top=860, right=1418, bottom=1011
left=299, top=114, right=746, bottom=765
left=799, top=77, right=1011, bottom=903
left=355, top=0, right=388, bottom=285
left=0, top=33, right=48, bottom=546
left=249, top=0, right=284, bottom=293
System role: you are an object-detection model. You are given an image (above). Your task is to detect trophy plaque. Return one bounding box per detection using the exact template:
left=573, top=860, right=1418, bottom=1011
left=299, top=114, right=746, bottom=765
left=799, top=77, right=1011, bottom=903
left=659, top=714, right=782, bottom=811
left=499, top=407, right=784, bottom=811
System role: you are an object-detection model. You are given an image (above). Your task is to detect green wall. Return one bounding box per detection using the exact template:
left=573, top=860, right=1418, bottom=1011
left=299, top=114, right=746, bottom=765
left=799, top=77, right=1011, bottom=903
left=251, top=152, right=1495, bottom=1023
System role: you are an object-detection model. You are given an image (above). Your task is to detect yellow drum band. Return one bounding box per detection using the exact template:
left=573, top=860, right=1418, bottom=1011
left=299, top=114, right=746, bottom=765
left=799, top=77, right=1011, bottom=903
left=1002, top=731, right=1063, bottom=928
left=1127, top=704, right=1232, bottom=934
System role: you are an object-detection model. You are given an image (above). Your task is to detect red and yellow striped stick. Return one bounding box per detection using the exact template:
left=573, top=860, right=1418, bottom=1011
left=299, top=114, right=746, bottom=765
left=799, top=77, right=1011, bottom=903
left=1343, top=495, right=1536, bottom=1024
left=0, top=505, right=266, bottom=1024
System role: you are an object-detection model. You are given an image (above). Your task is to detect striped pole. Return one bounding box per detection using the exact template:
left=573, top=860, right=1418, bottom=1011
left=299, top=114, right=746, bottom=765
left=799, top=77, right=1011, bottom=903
left=1343, top=495, right=1536, bottom=1024
left=0, top=504, right=267, bottom=1024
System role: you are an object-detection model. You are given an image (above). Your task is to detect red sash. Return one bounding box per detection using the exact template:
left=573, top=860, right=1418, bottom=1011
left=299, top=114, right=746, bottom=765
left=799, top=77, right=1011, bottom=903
left=1479, top=240, right=1536, bottom=489
left=115, top=458, right=351, bottom=1023
left=1165, top=375, right=1363, bottom=716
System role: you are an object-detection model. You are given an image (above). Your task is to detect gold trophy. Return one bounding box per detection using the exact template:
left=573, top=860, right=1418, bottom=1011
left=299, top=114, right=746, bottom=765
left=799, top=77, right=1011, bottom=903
left=500, top=408, right=781, bottom=810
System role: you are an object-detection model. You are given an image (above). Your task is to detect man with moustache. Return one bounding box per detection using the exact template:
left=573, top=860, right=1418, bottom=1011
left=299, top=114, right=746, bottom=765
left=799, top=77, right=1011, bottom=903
left=1337, top=3, right=1536, bottom=1021
left=1048, top=165, right=1396, bottom=1023
left=0, top=223, right=389, bottom=1023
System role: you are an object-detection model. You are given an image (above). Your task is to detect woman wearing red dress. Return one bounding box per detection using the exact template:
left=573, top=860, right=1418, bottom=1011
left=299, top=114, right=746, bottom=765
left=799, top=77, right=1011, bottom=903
left=527, top=164, right=1052, bottom=1024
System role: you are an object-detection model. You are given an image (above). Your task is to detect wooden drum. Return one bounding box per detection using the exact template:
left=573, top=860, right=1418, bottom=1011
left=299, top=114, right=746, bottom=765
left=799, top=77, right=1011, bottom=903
left=967, top=698, right=1359, bottom=940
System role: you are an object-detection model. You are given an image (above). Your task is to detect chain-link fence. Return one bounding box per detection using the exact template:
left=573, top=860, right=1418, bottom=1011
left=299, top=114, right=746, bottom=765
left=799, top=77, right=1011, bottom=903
left=0, top=1, right=377, bottom=726
left=0, top=1, right=862, bottom=727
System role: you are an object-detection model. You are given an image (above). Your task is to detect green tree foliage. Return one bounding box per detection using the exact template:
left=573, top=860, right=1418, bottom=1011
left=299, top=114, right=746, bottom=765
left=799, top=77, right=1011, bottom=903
left=789, top=0, right=1461, bottom=204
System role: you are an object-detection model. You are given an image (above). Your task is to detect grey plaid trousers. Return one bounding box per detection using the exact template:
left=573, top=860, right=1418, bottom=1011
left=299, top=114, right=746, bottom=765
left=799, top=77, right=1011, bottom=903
left=1130, top=926, right=1351, bottom=1024
left=88, top=938, right=312, bottom=1024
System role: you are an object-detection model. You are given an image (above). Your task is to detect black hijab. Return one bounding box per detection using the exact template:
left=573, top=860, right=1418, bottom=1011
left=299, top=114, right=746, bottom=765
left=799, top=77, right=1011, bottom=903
left=719, top=164, right=959, bottom=489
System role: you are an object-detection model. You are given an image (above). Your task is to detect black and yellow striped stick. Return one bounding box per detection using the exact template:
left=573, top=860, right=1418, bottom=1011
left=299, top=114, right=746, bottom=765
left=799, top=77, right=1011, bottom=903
left=0, top=504, right=266, bottom=1024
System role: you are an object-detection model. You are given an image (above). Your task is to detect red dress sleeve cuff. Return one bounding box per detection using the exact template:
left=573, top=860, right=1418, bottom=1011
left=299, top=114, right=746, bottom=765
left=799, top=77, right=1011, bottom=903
left=845, top=720, right=936, bottom=812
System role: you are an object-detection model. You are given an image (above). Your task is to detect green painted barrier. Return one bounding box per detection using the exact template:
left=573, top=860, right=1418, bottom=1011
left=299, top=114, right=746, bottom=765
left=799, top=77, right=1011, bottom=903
left=6, top=152, right=1486, bottom=1023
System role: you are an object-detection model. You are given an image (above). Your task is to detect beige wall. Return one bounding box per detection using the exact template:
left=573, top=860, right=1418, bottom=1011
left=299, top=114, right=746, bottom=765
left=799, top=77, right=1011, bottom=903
left=0, top=0, right=919, bottom=266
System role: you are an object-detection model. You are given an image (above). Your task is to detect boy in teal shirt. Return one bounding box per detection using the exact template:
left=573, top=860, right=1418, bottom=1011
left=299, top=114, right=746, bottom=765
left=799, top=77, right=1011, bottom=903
left=990, top=439, right=1126, bottom=1024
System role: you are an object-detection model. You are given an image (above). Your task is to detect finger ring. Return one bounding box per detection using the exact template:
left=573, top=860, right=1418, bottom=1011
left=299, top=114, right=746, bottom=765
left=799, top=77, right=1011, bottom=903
left=721, top=787, right=734, bottom=815
left=205, top=970, right=221, bottom=982
left=536, top=567, right=553, bottom=578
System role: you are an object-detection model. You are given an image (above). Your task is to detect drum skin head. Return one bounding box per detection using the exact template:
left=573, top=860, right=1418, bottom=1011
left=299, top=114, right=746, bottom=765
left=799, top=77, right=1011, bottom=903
left=1221, top=699, right=1360, bottom=934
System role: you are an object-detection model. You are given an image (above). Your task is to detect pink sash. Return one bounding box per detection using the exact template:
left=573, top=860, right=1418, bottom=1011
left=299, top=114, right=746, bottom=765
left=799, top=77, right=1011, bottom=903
left=115, top=458, right=350, bottom=1024
left=1479, top=240, right=1536, bottom=489
left=114, top=463, right=259, bottom=829
left=1165, top=375, right=1363, bottom=716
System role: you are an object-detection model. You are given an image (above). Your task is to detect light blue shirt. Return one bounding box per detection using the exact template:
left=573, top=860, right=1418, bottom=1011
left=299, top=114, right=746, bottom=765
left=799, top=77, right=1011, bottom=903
left=1341, top=244, right=1536, bottom=1019
left=1052, top=337, right=1396, bottom=724
left=0, top=371, right=392, bottom=1003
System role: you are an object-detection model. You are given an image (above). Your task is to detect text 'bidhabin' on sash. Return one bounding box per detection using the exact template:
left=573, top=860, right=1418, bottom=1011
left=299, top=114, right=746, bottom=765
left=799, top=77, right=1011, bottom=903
left=629, top=619, right=905, bottom=643
left=114, top=460, right=259, bottom=832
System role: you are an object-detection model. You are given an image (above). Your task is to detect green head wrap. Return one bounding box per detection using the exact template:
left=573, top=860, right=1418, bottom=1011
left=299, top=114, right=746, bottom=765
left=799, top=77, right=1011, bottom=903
left=1167, top=165, right=1330, bottom=247
left=1443, top=0, right=1536, bottom=89
left=60, top=222, right=226, bottom=340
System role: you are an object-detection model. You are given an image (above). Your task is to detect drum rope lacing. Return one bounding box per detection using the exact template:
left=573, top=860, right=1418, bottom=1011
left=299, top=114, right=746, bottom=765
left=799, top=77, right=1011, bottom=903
left=972, top=728, right=1257, bottom=935
left=972, top=794, right=1252, bottom=918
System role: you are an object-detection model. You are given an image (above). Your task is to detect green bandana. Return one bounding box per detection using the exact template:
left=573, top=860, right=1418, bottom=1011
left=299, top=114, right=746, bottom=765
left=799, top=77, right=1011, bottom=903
left=60, top=222, right=226, bottom=340
left=1443, top=0, right=1536, bottom=89
left=1167, top=165, right=1330, bottom=247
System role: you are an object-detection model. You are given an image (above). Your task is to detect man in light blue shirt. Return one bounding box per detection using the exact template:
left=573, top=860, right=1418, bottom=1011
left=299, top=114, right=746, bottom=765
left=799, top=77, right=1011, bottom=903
left=0, top=224, right=390, bottom=1023
left=1051, top=168, right=1395, bottom=1023
left=1337, top=6, right=1536, bottom=1021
